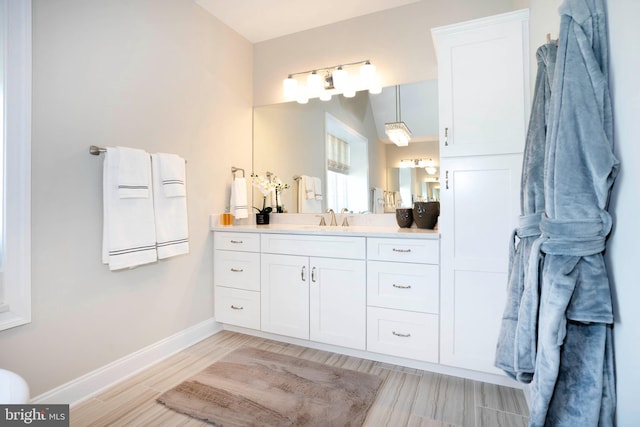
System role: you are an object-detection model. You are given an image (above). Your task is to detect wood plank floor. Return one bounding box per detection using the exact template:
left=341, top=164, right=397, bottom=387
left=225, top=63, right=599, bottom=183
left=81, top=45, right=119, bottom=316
left=71, top=331, right=529, bottom=426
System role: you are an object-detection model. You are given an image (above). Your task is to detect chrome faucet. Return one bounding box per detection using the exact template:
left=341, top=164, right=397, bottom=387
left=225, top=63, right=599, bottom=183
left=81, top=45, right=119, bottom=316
left=326, top=209, right=337, bottom=226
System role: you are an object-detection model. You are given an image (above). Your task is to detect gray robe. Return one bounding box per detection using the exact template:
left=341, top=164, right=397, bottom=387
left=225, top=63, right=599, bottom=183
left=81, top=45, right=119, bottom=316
left=526, top=0, right=619, bottom=425
left=495, top=41, right=557, bottom=383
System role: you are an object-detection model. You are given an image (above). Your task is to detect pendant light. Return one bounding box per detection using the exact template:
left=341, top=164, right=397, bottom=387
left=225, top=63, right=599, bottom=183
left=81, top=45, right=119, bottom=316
left=385, top=85, right=412, bottom=147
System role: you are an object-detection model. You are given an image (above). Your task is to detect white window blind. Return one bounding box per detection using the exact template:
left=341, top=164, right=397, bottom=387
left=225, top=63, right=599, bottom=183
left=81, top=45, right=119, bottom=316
left=326, top=134, right=350, bottom=174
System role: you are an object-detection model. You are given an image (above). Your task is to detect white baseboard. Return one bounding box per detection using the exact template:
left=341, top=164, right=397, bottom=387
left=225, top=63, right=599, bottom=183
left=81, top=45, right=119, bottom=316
left=31, top=318, right=222, bottom=406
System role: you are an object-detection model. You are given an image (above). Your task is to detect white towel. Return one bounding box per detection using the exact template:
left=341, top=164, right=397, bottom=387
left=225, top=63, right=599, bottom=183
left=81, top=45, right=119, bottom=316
left=103, top=147, right=157, bottom=270
left=117, top=146, right=150, bottom=198
left=372, top=187, right=384, bottom=214
left=158, top=153, right=186, bottom=197
left=313, top=176, right=323, bottom=201
left=230, top=177, right=248, bottom=219
left=297, top=176, right=322, bottom=213
left=152, top=153, right=189, bottom=259
left=300, top=175, right=315, bottom=200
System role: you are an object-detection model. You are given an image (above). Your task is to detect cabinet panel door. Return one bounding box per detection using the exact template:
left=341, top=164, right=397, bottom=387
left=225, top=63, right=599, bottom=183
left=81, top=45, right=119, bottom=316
left=261, top=253, right=309, bottom=339
left=439, top=154, right=521, bottom=373
left=309, top=257, right=366, bottom=350
left=433, top=11, right=529, bottom=157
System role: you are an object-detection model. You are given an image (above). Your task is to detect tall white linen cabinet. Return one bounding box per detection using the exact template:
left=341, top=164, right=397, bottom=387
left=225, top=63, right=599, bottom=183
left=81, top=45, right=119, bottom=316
left=432, top=9, right=530, bottom=374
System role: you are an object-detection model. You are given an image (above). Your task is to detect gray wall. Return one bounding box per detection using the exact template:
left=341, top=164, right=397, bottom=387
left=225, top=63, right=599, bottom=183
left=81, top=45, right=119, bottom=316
left=0, top=0, right=253, bottom=396
left=606, top=1, right=640, bottom=424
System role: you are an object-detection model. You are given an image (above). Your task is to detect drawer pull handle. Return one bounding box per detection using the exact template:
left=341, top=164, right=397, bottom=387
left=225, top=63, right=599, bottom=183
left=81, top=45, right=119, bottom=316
left=311, top=266, right=317, bottom=283
left=230, top=268, right=244, bottom=273
left=301, top=266, right=306, bottom=281
left=392, top=331, right=411, bottom=338
left=392, top=248, right=412, bottom=253
left=230, top=305, right=244, bottom=310
left=230, top=240, right=243, bottom=244
left=393, top=284, right=412, bottom=289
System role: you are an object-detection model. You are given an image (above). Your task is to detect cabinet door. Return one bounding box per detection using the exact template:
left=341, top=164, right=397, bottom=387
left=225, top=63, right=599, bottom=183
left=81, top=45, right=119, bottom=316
left=433, top=10, right=529, bottom=157
left=309, top=257, right=366, bottom=350
left=439, top=154, right=521, bottom=373
left=261, top=253, right=309, bottom=339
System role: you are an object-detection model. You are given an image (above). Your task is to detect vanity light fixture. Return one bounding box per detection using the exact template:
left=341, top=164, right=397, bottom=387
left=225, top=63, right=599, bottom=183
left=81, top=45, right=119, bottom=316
left=283, top=60, right=381, bottom=103
left=385, top=85, right=412, bottom=147
left=400, top=158, right=438, bottom=174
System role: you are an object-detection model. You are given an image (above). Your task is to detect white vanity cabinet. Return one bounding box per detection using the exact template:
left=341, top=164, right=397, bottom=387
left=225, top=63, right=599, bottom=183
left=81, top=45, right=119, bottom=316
left=366, top=238, right=440, bottom=363
left=432, top=9, right=529, bottom=158
left=260, top=234, right=367, bottom=350
left=213, top=232, right=261, bottom=330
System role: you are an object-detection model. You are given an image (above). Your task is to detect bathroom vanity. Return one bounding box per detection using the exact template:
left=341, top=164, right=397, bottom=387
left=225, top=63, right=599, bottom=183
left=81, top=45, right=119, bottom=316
left=211, top=223, right=515, bottom=385
left=213, top=225, right=439, bottom=358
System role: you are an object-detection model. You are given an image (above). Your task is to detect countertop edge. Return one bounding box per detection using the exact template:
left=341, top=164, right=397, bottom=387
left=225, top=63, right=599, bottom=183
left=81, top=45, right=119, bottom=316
left=210, top=224, right=440, bottom=239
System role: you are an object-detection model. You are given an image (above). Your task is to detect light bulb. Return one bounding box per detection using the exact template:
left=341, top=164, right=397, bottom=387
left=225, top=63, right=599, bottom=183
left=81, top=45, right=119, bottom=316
left=319, top=90, right=331, bottom=101
left=332, top=67, right=348, bottom=92
left=307, top=71, right=323, bottom=97
left=360, top=61, right=376, bottom=87
left=283, top=76, right=298, bottom=102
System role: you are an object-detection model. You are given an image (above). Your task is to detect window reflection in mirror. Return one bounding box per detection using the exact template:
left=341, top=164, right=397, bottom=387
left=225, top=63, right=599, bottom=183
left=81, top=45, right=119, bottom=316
left=325, top=113, right=368, bottom=213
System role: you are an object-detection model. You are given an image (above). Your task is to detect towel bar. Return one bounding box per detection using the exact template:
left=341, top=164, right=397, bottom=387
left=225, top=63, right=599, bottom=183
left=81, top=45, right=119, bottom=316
left=231, top=166, right=245, bottom=178
left=89, top=145, right=106, bottom=155
left=89, top=146, right=187, bottom=163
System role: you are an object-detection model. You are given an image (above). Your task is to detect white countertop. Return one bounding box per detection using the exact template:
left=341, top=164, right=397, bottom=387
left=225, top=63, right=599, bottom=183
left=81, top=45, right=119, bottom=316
left=210, top=223, right=439, bottom=239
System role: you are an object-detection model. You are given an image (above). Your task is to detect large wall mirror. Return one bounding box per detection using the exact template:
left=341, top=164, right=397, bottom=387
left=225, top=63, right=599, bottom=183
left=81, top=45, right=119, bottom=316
left=252, top=80, right=440, bottom=214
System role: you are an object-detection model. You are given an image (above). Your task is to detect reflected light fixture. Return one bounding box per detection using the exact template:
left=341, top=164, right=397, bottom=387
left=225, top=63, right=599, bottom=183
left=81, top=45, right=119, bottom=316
left=283, top=60, right=381, bottom=103
left=425, top=159, right=437, bottom=175
left=385, top=85, right=411, bottom=147
left=400, top=158, right=437, bottom=174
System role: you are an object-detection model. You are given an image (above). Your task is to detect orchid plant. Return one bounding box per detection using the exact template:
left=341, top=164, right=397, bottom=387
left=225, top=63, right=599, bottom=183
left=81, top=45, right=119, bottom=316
left=273, top=176, right=290, bottom=213
left=251, top=173, right=275, bottom=214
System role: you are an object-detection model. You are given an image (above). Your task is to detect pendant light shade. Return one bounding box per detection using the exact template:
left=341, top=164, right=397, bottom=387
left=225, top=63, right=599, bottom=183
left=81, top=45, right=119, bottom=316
left=385, top=85, right=412, bottom=146
left=385, top=122, right=411, bottom=147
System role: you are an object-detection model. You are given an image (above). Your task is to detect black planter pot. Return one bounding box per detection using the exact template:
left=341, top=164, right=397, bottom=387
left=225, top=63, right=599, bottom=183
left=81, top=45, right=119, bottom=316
left=395, top=208, right=413, bottom=228
left=256, top=213, right=270, bottom=225
left=413, top=201, right=440, bottom=229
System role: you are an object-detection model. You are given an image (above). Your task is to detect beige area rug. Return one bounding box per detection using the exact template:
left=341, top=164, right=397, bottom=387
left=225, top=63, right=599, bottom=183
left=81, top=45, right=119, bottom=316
left=157, top=346, right=383, bottom=426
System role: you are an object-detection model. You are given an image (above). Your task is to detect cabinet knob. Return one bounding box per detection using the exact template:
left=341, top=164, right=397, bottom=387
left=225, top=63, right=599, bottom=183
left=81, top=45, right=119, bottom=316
left=230, top=268, right=244, bottom=272
left=392, top=284, right=412, bottom=289
left=392, top=331, right=411, bottom=338
left=230, top=305, right=244, bottom=310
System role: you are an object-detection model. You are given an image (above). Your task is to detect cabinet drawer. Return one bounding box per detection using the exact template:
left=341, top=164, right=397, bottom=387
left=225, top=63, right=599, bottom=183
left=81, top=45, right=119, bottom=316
left=261, top=234, right=365, bottom=259
left=215, top=286, right=260, bottom=330
left=367, top=238, right=439, bottom=264
left=214, top=251, right=260, bottom=291
left=367, top=261, right=439, bottom=313
left=367, top=307, right=439, bottom=363
left=214, top=232, right=260, bottom=252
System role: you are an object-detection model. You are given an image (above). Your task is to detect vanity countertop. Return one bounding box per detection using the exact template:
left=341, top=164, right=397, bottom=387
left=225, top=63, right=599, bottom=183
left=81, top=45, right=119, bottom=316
left=210, top=223, right=439, bottom=239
